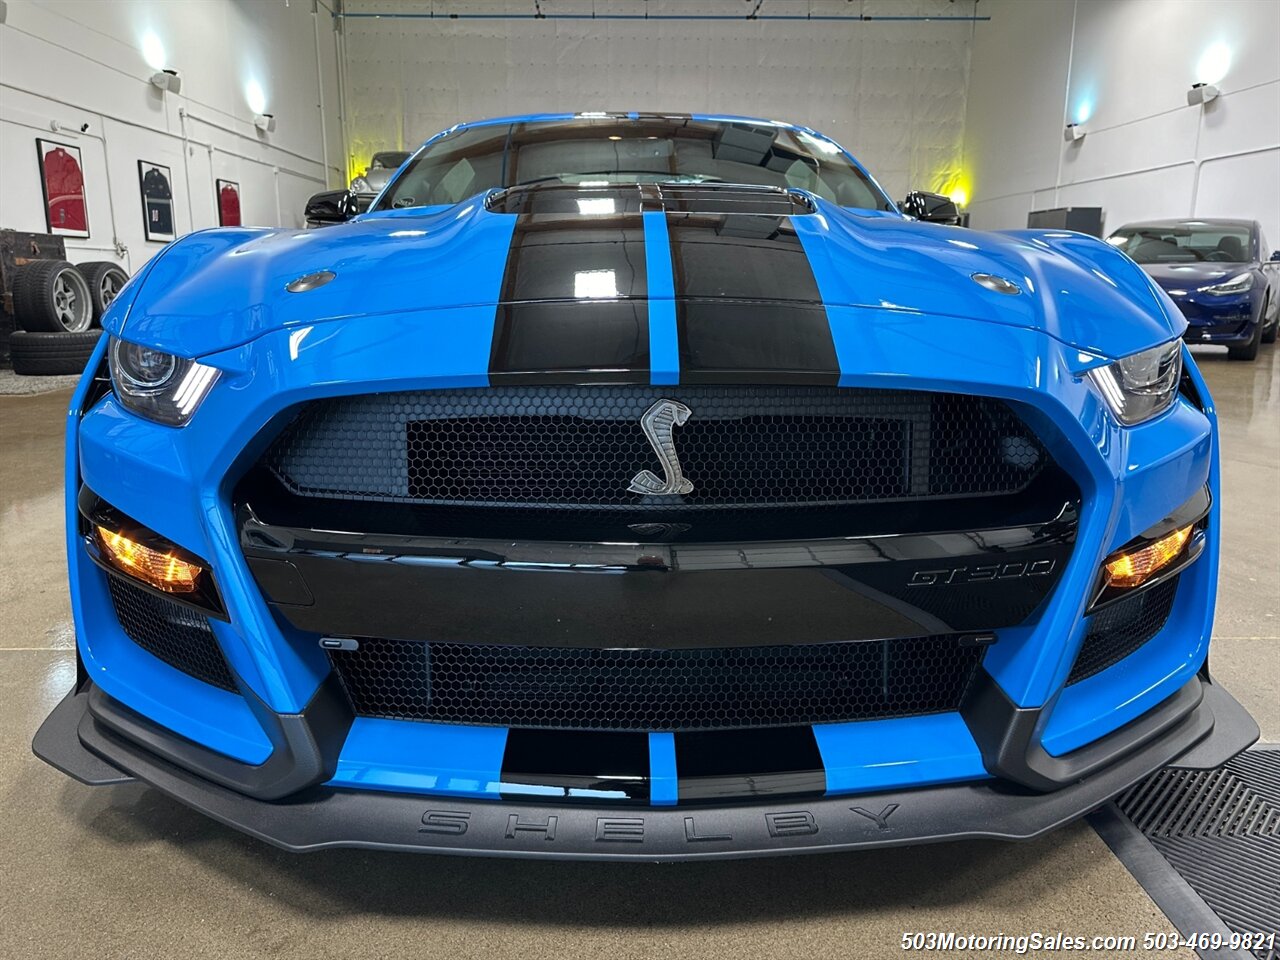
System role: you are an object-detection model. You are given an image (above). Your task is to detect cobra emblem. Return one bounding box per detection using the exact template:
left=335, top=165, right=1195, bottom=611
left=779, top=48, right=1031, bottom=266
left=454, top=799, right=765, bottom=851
left=628, top=399, right=694, bottom=496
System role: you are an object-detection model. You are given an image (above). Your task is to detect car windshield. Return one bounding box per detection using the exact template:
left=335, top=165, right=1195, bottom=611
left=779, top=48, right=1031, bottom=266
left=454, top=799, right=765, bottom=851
left=1108, top=223, right=1253, bottom=264
left=370, top=152, right=411, bottom=170
left=374, top=117, right=892, bottom=212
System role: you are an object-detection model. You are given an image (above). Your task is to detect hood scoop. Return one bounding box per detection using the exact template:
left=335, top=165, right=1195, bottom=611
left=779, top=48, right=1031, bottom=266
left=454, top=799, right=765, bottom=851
left=484, top=181, right=815, bottom=216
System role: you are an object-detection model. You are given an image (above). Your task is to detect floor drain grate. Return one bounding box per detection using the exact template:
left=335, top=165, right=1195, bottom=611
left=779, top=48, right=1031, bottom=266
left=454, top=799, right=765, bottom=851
left=1114, top=748, right=1280, bottom=959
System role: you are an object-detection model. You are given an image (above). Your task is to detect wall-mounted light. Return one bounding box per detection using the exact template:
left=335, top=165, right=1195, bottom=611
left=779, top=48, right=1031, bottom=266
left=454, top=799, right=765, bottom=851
left=1064, top=123, right=1087, bottom=142
left=1187, top=82, right=1220, bottom=106
left=254, top=113, right=276, bottom=133
left=150, top=69, right=182, bottom=95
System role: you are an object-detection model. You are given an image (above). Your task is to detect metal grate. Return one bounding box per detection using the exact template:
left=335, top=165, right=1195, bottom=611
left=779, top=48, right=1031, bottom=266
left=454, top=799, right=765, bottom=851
left=1115, top=749, right=1280, bottom=959
left=106, top=574, right=237, bottom=692
left=264, top=386, right=1046, bottom=511
left=328, top=635, right=986, bottom=731
left=1066, top=576, right=1179, bottom=685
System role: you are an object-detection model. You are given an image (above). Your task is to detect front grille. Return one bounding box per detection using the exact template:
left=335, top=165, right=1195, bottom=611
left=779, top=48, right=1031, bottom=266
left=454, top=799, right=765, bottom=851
left=1066, top=575, right=1180, bottom=685
left=264, top=385, right=1047, bottom=511
left=329, top=635, right=985, bottom=731
left=106, top=574, right=237, bottom=692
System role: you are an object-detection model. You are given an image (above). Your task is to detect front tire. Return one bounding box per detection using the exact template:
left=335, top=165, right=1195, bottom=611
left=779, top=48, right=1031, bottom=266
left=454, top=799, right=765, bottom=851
left=1261, top=296, right=1277, bottom=344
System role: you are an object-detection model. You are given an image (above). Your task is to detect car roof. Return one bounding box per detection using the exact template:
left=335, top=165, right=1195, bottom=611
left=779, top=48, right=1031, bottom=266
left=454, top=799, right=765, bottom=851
left=444, top=111, right=799, bottom=131
left=1115, top=218, right=1256, bottom=231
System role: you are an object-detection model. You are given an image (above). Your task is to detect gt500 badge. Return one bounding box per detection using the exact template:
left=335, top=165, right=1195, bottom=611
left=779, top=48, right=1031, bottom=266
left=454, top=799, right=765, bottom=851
left=909, top=559, right=1056, bottom=587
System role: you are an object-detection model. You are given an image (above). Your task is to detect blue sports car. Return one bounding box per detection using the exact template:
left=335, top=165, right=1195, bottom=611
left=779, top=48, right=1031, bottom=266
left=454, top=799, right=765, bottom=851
left=1107, top=218, right=1280, bottom=361
left=35, top=113, right=1258, bottom=859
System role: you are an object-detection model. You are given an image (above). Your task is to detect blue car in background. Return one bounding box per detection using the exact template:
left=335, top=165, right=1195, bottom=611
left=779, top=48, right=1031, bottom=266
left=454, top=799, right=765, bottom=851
left=34, top=113, right=1258, bottom=860
left=1108, top=218, right=1280, bottom=361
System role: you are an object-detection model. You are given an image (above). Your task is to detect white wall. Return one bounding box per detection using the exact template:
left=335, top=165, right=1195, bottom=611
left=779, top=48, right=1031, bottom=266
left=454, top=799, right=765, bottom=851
left=0, top=0, right=344, bottom=275
left=964, top=0, right=1280, bottom=246
left=338, top=0, right=980, bottom=203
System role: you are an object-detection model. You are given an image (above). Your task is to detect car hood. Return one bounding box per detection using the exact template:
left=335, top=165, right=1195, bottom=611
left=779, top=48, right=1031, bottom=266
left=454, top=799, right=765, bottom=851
left=113, top=189, right=1181, bottom=362
left=1141, top=261, right=1249, bottom=289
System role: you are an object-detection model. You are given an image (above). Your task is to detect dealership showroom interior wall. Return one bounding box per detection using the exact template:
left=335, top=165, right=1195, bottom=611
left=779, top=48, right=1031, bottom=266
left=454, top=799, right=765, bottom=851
left=0, top=0, right=1278, bottom=957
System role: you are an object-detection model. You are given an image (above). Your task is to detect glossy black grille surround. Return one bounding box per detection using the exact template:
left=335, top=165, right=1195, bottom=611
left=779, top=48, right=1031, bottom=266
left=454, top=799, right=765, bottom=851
left=262, top=385, right=1049, bottom=512
left=105, top=573, right=237, bottom=693
left=1067, top=575, right=1180, bottom=685
left=328, top=635, right=987, bottom=731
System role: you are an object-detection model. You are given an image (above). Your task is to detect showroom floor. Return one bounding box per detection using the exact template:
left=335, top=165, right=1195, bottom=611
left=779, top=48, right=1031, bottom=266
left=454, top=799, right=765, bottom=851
left=1, top=347, right=1275, bottom=960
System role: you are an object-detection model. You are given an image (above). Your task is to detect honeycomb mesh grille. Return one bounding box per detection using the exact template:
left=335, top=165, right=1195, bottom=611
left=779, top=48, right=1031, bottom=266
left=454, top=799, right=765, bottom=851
left=328, top=636, right=985, bottom=731
left=106, top=574, right=237, bottom=692
left=1066, top=575, right=1180, bottom=685
left=264, top=386, right=1046, bottom=511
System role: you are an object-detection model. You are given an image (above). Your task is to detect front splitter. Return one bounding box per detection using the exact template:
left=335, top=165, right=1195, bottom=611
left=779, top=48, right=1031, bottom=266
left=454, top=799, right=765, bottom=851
left=34, top=678, right=1257, bottom=861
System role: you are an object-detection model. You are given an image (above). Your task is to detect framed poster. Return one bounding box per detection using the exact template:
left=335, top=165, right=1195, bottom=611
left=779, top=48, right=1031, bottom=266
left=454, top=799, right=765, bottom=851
left=36, top=139, right=89, bottom=237
left=216, top=179, right=242, bottom=227
left=138, top=160, right=176, bottom=242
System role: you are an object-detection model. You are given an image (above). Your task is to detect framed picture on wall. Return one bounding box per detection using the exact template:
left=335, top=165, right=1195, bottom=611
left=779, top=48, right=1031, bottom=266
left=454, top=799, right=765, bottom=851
left=216, top=179, right=242, bottom=227
left=36, top=139, right=89, bottom=238
left=138, top=160, right=176, bottom=242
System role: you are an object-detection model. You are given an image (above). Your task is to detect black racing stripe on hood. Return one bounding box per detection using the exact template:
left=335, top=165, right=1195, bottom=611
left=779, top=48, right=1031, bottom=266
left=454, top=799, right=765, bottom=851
left=500, top=729, right=650, bottom=804
left=668, top=212, right=838, bottom=384
left=491, top=208, right=651, bottom=383
left=675, top=727, right=826, bottom=803
left=498, top=210, right=649, bottom=303
left=490, top=301, right=650, bottom=384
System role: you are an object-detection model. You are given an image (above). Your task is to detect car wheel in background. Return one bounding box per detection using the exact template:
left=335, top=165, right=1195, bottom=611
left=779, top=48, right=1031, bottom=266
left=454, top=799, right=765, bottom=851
left=74, top=261, right=130, bottom=326
left=9, top=331, right=102, bottom=376
left=1227, top=317, right=1262, bottom=361
left=1261, top=297, right=1277, bottom=345
left=12, top=259, right=95, bottom=333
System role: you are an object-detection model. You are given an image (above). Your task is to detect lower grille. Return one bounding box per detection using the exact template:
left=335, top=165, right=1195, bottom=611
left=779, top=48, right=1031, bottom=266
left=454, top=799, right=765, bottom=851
left=106, top=574, right=237, bottom=692
left=1066, top=575, right=1180, bottom=685
left=329, top=636, right=986, bottom=731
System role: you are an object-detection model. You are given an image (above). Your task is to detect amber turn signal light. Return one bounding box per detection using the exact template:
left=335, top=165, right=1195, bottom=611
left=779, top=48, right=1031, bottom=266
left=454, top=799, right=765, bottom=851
left=1103, top=524, right=1193, bottom=590
left=95, top=525, right=202, bottom=593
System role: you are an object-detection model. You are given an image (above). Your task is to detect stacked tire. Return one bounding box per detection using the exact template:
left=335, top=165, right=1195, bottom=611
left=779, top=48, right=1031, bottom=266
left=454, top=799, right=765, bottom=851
left=9, top=260, right=127, bottom=376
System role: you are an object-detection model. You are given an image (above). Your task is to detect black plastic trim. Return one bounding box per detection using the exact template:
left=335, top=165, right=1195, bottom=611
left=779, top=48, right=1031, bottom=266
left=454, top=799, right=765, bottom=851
left=961, top=671, right=1209, bottom=792
left=82, top=675, right=352, bottom=801
left=33, top=676, right=1255, bottom=860
left=239, top=502, right=1077, bottom=648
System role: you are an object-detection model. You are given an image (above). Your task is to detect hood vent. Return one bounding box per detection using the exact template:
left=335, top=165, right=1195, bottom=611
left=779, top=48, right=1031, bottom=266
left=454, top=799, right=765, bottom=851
left=485, top=182, right=816, bottom=216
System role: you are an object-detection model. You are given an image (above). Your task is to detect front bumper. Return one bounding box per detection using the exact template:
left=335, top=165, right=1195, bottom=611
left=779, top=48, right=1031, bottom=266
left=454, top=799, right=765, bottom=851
left=39, top=318, right=1247, bottom=858
left=35, top=673, right=1257, bottom=859
left=1168, top=291, right=1263, bottom=344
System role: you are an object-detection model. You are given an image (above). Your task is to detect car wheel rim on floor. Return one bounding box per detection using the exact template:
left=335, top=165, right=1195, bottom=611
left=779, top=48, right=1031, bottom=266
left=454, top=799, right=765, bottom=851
left=100, top=273, right=124, bottom=307
left=53, top=270, right=93, bottom=333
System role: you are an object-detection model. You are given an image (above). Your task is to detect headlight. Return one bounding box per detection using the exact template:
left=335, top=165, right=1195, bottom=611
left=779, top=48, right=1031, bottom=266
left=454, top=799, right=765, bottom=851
left=1199, top=273, right=1253, bottom=296
left=1087, top=341, right=1182, bottom=425
left=109, top=338, right=219, bottom=426
left=350, top=176, right=372, bottom=194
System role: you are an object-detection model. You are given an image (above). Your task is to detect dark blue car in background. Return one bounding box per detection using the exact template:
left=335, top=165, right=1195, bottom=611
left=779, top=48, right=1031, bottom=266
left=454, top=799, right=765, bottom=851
left=1108, top=219, right=1280, bottom=361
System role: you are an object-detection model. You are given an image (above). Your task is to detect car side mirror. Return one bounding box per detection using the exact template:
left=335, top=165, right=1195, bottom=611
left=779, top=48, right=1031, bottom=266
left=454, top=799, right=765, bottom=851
left=900, top=190, right=961, bottom=225
left=305, top=189, right=357, bottom=226
left=1270, top=250, right=1280, bottom=262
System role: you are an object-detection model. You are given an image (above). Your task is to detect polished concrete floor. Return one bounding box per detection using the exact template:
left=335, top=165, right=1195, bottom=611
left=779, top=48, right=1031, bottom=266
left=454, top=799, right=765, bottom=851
left=2, top=345, right=1276, bottom=960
